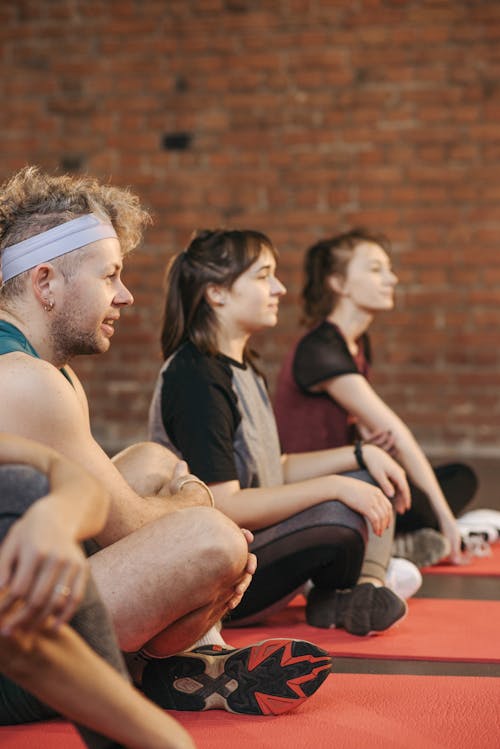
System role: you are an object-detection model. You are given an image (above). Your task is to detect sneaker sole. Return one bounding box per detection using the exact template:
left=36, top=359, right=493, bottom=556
left=142, top=639, right=332, bottom=715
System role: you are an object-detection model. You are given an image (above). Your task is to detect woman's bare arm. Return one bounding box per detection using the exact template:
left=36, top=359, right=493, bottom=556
left=318, top=373, right=462, bottom=561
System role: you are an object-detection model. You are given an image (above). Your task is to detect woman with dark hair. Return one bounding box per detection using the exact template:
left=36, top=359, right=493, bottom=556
left=274, top=229, right=478, bottom=567
left=149, top=229, right=413, bottom=636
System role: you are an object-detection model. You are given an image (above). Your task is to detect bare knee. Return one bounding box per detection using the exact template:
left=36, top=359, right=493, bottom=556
left=90, top=506, right=249, bottom=651
left=112, top=441, right=180, bottom=496
left=161, top=506, right=248, bottom=584
left=200, top=508, right=249, bottom=583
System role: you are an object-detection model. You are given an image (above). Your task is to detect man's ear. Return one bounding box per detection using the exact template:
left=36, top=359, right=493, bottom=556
left=325, top=273, right=346, bottom=295
left=30, top=264, right=56, bottom=307
left=205, top=283, right=227, bottom=308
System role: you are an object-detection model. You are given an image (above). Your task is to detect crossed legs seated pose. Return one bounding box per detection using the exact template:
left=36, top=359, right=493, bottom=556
left=0, top=434, right=196, bottom=749
left=148, top=229, right=414, bottom=643
left=0, top=167, right=331, bottom=725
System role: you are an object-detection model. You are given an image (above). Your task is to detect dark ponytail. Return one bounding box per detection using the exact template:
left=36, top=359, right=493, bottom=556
left=161, top=228, right=277, bottom=361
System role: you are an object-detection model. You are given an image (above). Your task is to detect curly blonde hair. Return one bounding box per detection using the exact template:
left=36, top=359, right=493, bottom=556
left=0, top=166, right=151, bottom=296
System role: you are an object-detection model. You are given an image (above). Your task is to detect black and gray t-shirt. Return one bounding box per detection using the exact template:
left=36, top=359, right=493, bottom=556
left=148, top=341, right=283, bottom=488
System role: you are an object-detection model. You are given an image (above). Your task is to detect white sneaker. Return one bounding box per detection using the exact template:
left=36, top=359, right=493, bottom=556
left=385, top=557, right=422, bottom=599
left=457, top=519, right=498, bottom=544
left=458, top=509, right=500, bottom=535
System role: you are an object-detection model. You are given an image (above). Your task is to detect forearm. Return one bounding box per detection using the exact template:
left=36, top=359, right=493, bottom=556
left=45, top=467, right=109, bottom=542
left=0, top=434, right=109, bottom=542
left=282, top=445, right=359, bottom=483
left=212, top=475, right=346, bottom=531
left=2, top=624, right=195, bottom=749
left=394, top=430, right=454, bottom=521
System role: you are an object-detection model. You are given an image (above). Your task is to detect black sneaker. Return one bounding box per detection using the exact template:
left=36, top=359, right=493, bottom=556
left=306, top=583, right=407, bottom=636
left=141, top=639, right=332, bottom=715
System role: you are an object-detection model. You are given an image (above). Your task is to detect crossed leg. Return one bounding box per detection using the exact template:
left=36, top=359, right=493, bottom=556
left=0, top=464, right=195, bottom=749
left=89, top=506, right=249, bottom=655
left=99, top=443, right=332, bottom=716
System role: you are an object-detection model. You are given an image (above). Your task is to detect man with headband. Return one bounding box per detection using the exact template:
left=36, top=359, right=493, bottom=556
left=0, top=167, right=331, bottom=733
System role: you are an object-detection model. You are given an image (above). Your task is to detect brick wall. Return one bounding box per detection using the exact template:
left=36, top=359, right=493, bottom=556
left=1, top=0, right=500, bottom=456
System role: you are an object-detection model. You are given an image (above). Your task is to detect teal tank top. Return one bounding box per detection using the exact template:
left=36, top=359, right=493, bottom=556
left=0, top=320, right=73, bottom=385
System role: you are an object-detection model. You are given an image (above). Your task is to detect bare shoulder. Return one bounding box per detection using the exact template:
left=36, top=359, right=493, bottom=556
left=0, top=352, right=89, bottom=443
left=65, top=364, right=88, bottom=408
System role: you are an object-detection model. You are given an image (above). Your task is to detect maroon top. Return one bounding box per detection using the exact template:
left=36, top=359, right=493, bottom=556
left=274, top=321, right=370, bottom=454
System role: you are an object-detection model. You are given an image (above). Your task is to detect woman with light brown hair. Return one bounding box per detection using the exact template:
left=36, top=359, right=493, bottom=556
left=274, top=229, right=478, bottom=567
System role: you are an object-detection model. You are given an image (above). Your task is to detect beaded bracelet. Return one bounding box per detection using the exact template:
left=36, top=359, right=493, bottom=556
left=176, top=475, right=215, bottom=508
left=354, top=440, right=367, bottom=471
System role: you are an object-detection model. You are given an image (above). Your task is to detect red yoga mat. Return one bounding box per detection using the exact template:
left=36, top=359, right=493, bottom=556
left=3, top=673, right=498, bottom=749
left=0, top=721, right=84, bottom=748
left=422, top=541, right=500, bottom=575
left=174, top=673, right=500, bottom=749
left=224, top=596, right=500, bottom=662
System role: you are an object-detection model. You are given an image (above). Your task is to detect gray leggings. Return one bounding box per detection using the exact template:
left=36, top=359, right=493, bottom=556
left=229, top=469, right=393, bottom=624
left=0, top=464, right=126, bottom=749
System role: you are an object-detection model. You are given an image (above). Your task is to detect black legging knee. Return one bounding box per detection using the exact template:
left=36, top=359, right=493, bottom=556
left=395, top=462, right=478, bottom=534
left=230, top=500, right=367, bottom=621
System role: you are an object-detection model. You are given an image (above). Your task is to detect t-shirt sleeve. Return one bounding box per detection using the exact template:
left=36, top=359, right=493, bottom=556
left=293, top=325, right=360, bottom=390
left=160, top=354, right=240, bottom=484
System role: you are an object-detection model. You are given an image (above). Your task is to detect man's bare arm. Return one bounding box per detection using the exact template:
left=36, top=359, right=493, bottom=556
left=0, top=356, right=210, bottom=546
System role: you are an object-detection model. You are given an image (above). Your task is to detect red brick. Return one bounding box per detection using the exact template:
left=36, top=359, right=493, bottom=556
left=0, top=0, right=498, bottom=453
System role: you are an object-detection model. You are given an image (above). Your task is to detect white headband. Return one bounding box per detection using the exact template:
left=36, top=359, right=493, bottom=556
left=1, top=213, right=118, bottom=282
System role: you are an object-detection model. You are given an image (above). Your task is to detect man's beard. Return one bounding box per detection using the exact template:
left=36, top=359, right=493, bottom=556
left=49, top=312, right=104, bottom=365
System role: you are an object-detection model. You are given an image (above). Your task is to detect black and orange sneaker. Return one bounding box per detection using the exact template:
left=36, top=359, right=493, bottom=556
left=141, top=638, right=331, bottom=715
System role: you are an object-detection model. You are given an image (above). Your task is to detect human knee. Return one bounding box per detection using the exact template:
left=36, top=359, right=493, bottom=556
left=113, top=441, right=179, bottom=496
left=193, top=507, right=248, bottom=581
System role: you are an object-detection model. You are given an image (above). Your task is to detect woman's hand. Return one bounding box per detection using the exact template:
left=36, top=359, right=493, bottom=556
left=361, top=444, right=411, bottom=515
left=438, top=513, right=465, bottom=565
left=334, top=475, right=394, bottom=536
left=0, top=498, right=88, bottom=636
left=358, top=424, right=397, bottom=455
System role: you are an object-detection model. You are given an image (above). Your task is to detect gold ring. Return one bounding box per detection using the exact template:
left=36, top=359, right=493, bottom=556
left=55, top=584, right=71, bottom=597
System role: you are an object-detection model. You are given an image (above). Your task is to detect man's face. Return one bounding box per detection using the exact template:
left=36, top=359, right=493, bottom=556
left=50, top=237, right=134, bottom=363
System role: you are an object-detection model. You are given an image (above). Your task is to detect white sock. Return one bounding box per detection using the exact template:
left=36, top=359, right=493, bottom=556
left=189, top=622, right=229, bottom=650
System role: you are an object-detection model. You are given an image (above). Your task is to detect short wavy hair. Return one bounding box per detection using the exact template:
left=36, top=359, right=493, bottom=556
left=0, top=165, right=151, bottom=298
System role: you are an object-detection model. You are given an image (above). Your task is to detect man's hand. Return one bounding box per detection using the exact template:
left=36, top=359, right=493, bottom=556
left=0, top=498, right=88, bottom=636
left=226, top=528, right=257, bottom=611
